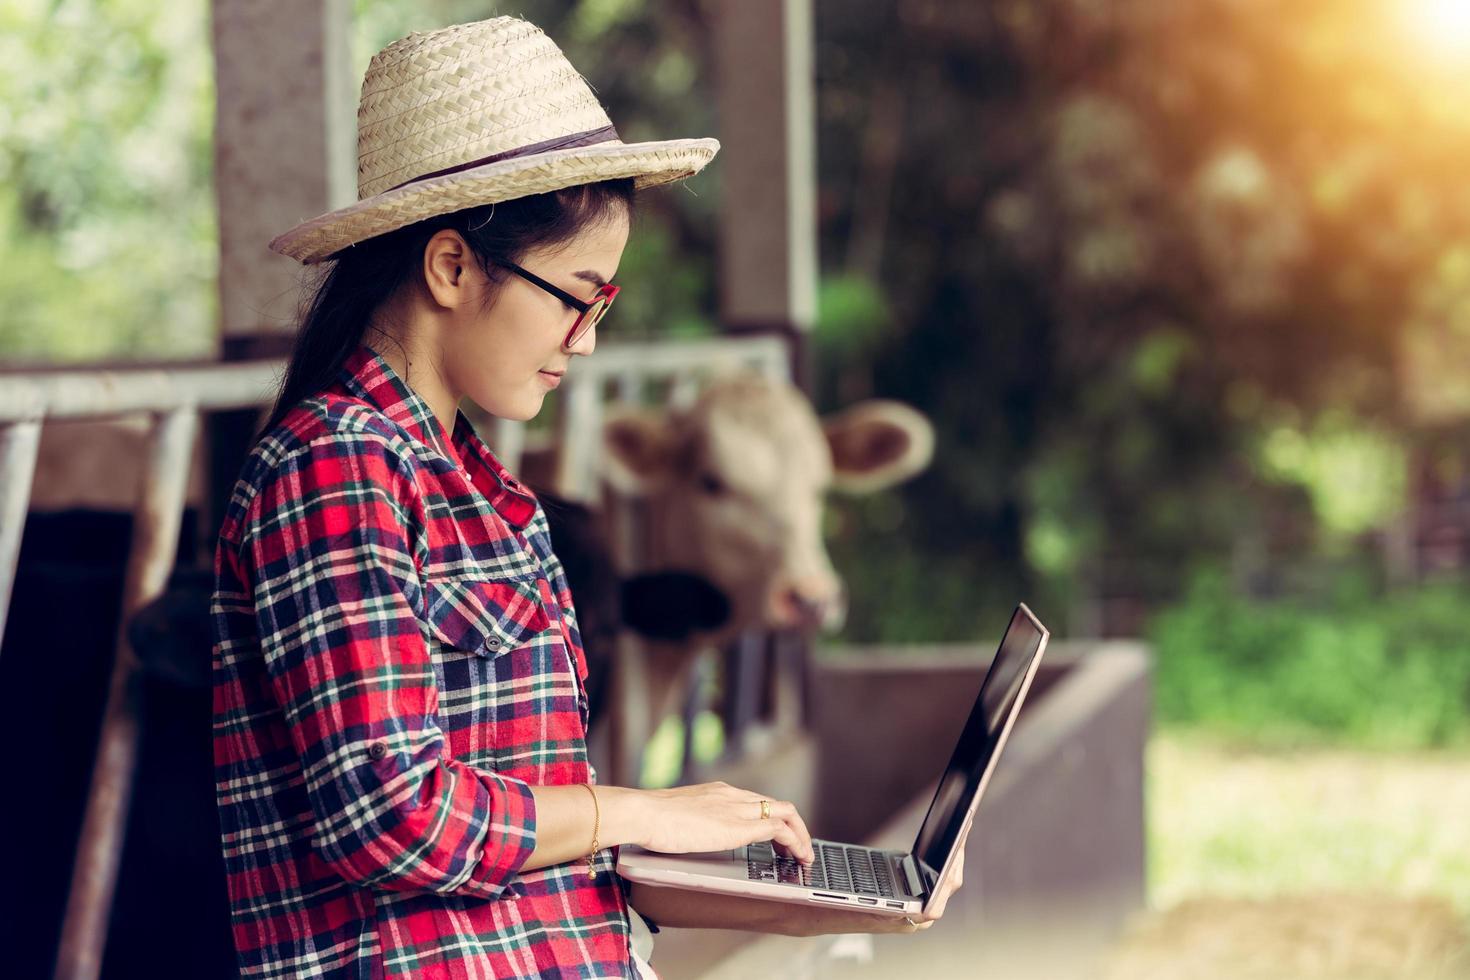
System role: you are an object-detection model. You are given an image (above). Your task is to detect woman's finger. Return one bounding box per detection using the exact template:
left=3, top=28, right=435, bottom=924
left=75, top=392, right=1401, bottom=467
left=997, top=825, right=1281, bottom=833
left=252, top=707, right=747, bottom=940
left=737, top=793, right=815, bottom=863
left=767, top=800, right=814, bottom=861
left=783, top=804, right=815, bottom=863
left=763, top=819, right=802, bottom=854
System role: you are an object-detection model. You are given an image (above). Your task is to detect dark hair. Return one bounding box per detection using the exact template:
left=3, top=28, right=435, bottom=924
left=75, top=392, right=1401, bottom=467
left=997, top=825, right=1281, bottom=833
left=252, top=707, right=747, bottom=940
left=262, top=179, right=637, bottom=435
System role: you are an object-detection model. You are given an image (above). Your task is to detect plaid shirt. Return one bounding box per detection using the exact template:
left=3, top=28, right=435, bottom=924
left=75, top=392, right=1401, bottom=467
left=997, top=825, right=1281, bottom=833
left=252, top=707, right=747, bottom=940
left=211, top=345, right=636, bottom=978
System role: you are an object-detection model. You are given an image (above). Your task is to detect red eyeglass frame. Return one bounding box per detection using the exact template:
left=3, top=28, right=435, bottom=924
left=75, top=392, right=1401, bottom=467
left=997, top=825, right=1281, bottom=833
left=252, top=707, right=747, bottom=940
left=499, top=260, right=621, bottom=350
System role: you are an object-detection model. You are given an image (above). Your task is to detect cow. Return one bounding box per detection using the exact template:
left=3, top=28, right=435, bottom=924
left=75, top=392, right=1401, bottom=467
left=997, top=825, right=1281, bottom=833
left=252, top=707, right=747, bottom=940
left=573, top=372, right=935, bottom=782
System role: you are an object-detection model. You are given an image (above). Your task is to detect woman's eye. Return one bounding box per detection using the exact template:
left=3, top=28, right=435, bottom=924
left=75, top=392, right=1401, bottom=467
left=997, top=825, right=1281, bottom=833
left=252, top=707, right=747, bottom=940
left=698, top=473, right=725, bottom=496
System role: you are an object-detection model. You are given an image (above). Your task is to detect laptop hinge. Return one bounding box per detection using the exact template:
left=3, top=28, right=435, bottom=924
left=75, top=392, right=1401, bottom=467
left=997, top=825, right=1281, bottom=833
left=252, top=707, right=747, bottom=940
left=898, top=853, right=924, bottom=899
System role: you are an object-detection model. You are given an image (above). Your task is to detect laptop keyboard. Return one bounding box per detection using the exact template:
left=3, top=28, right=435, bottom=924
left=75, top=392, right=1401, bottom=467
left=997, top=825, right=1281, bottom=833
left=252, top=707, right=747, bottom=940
left=745, top=841, right=900, bottom=897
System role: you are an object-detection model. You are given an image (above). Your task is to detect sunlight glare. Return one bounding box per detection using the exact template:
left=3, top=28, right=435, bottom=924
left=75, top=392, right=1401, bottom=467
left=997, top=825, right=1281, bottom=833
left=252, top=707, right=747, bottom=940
left=1403, top=0, right=1470, bottom=61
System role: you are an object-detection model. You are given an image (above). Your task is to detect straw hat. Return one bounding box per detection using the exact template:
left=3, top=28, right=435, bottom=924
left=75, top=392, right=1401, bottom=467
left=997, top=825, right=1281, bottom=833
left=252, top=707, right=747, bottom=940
left=269, top=16, right=720, bottom=264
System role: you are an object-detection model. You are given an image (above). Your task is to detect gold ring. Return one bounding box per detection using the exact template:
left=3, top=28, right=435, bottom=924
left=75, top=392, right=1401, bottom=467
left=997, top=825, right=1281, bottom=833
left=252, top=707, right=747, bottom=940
left=903, top=916, right=918, bottom=928
left=759, top=799, right=771, bottom=820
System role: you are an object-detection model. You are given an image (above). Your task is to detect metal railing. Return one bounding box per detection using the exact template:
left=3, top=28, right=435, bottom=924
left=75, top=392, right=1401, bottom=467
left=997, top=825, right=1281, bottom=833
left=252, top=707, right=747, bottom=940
left=522, top=333, right=789, bottom=500
left=542, top=336, right=796, bottom=787
left=0, top=358, right=283, bottom=980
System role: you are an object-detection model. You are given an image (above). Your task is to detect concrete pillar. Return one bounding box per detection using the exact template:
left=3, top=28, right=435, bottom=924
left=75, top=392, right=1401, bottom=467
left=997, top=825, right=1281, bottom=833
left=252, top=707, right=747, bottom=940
left=212, top=0, right=355, bottom=351
left=712, top=0, right=818, bottom=389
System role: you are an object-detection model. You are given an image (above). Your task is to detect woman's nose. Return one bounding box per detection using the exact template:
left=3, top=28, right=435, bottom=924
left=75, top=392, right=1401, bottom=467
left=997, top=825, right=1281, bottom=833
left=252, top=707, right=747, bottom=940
left=566, top=321, right=597, bottom=357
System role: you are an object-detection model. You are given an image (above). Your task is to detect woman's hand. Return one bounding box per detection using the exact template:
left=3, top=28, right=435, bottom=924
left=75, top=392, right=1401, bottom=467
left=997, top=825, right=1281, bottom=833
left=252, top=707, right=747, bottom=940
left=623, top=781, right=815, bottom=863
left=902, top=834, right=966, bottom=930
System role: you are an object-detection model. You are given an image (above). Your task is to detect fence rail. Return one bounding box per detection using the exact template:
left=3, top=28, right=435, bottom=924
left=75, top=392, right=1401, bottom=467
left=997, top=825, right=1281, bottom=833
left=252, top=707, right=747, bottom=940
left=0, top=358, right=281, bottom=980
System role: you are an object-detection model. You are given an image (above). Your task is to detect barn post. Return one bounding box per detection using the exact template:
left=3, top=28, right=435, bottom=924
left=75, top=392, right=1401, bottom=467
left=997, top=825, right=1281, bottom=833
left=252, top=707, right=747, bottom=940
left=53, top=409, right=201, bottom=979
left=711, top=0, right=819, bottom=757
left=713, top=0, right=818, bottom=389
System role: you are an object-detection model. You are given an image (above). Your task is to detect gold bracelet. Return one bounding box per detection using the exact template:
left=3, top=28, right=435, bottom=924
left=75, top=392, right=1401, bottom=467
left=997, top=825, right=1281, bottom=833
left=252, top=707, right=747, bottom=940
left=581, top=782, right=601, bottom=881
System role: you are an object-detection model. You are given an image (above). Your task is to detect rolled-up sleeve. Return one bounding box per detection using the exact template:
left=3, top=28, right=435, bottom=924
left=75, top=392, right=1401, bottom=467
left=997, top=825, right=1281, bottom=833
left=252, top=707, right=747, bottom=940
left=240, top=429, right=536, bottom=897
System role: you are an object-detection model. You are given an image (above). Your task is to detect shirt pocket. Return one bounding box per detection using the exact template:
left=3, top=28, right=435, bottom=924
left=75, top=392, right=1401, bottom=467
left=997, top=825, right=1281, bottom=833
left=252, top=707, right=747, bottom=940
left=422, top=576, right=553, bottom=766
left=423, top=576, right=552, bottom=658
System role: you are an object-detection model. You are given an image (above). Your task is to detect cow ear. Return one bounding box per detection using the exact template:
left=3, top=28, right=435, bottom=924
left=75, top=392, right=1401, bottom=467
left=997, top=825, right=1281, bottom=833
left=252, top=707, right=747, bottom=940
left=822, top=399, right=935, bottom=495
left=602, top=410, right=680, bottom=496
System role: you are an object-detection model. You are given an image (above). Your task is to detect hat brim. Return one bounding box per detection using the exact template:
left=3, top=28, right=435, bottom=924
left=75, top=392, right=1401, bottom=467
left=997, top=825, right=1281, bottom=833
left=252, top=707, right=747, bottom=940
left=268, top=137, right=720, bottom=264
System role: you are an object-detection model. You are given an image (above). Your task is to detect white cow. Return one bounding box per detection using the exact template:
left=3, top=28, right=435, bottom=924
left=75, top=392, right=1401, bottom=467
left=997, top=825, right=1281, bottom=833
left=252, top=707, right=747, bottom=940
left=590, top=372, right=934, bottom=781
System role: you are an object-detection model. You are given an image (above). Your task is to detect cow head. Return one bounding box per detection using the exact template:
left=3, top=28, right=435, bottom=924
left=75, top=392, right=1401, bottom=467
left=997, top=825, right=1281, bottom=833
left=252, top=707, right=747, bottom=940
left=601, top=374, right=934, bottom=644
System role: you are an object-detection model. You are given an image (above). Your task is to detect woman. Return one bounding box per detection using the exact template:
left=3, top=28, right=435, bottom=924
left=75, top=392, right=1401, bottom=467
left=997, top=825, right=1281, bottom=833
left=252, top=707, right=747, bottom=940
left=211, top=15, right=963, bottom=979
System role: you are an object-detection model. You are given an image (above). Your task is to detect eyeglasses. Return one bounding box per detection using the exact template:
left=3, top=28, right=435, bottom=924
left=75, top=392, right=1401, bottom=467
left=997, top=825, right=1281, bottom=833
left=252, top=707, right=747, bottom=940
left=498, top=260, right=620, bottom=350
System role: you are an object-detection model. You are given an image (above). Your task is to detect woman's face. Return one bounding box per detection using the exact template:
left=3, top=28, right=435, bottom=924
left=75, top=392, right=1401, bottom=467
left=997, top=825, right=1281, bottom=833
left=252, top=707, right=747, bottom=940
left=443, top=207, right=630, bottom=422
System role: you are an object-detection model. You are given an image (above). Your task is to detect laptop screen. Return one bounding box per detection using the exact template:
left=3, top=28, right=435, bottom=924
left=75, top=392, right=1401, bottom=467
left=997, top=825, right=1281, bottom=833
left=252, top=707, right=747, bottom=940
left=910, top=605, right=1047, bottom=885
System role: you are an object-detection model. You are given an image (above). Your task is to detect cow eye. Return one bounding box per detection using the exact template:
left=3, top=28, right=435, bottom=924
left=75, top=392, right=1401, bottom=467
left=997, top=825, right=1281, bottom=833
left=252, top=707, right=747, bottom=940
left=697, top=472, right=726, bottom=496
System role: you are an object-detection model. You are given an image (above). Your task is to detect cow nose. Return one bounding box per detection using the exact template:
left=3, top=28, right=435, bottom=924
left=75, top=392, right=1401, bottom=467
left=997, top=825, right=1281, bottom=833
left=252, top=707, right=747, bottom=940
left=769, top=580, right=845, bottom=632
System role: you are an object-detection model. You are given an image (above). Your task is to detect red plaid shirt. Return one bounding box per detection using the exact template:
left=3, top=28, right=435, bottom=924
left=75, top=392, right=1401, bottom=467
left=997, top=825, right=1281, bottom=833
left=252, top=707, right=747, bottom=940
left=211, top=345, right=636, bottom=978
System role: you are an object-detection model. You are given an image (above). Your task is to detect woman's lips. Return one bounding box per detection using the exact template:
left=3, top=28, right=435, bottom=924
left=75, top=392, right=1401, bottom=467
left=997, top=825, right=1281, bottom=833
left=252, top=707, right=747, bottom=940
left=537, top=370, right=563, bottom=388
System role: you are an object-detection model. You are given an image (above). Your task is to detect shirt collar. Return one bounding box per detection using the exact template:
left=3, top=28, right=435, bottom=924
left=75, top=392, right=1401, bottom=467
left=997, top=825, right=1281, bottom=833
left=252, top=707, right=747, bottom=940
left=451, top=413, right=538, bottom=530
left=338, top=344, right=538, bottom=530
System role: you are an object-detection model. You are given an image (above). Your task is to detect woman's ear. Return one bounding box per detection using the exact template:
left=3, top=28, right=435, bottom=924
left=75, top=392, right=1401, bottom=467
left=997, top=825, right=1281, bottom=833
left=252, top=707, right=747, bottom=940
left=422, top=230, right=470, bottom=309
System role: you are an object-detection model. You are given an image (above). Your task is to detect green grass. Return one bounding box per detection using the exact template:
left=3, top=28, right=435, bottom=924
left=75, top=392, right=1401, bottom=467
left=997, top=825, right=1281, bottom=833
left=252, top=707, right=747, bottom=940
left=1148, top=729, right=1470, bottom=915
left=639, top=709, right=726, bottom=788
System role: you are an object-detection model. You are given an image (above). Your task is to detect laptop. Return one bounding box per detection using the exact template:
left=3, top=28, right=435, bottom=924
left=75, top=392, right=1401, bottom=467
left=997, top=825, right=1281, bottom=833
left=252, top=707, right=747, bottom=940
left=616, top=603, right=1050, bottom=918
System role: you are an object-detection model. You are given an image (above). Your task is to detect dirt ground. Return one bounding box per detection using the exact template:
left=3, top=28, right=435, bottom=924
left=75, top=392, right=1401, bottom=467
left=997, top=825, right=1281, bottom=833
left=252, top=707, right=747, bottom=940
left=1099, top=892, right=1470, bottom=980
left=1095, top=733, right=1470, bottom=979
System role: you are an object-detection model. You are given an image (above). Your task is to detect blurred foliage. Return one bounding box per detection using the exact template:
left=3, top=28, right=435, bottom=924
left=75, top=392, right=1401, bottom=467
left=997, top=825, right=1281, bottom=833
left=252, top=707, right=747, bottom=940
left=1152, top=568, right=1470, bottom=749
left=1252, top=410, right=1407, bottom=541
left=0, top=0, right=216, bottom=363
left=812, top=0, right=1470, bottom=640
left=640, top=708, right=723, bottom=789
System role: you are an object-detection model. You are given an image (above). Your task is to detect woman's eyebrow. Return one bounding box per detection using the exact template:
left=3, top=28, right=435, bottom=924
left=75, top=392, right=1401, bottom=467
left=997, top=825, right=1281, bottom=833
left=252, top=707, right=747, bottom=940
left=573, top=269, right=608, bottom=288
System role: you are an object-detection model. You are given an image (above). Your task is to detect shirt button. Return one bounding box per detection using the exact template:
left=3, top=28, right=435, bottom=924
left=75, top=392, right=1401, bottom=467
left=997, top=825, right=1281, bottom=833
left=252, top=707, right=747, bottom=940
left=485, top=637, right=502, bottom=651
left=368, top=741, right=388, bottom=761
